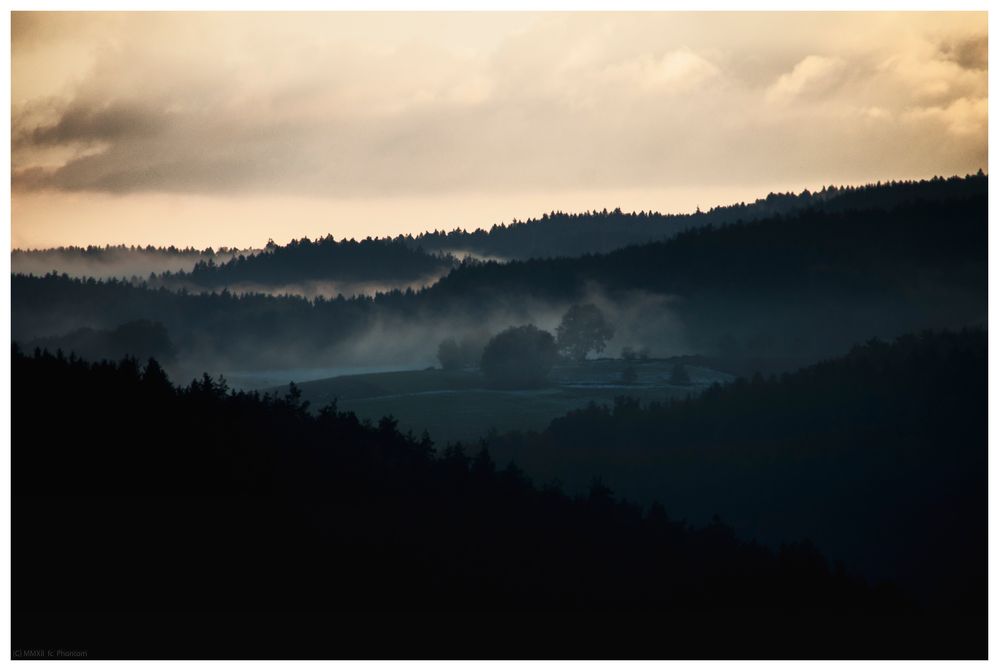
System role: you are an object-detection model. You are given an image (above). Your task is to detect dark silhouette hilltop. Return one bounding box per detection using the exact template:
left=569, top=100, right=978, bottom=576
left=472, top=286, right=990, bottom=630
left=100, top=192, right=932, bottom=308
left=23, top=318, right=176, bottom=364
left=13, top=172, right=985, bottom=282
left=155, top=236, right=457, bottom=290
left=397, top=172, right=987, bottom=258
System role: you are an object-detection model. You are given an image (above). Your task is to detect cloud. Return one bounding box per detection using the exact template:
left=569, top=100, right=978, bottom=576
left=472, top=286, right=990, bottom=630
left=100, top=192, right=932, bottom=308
left=903, top=96, right=988, bottom=137
left=601, top=49, right=721, bottom=94
left=10, top=12, right=988, bottom=207
left=766, top=55, right=846, bottom=104
left=22, top=100, right=167, bottom=147
left=940, top=34, right=988, bottom=71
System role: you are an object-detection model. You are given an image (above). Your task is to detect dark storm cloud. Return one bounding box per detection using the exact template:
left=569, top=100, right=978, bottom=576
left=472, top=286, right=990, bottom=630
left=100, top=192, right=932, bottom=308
left=940, top=35, right=988, bottom=71
left=26, top=100, right=168, bottom=146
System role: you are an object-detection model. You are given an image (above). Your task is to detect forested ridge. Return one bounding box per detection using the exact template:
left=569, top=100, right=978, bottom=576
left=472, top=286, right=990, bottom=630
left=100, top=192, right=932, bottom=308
left=12, top=342, right=981, bottom=658
left=156, top=236, right=457, bottom=289
left=424, top=193, right=985, bottom=302
left=402, top=172, right=986, bottom=258
left=13, top=173, right=985, bottom=278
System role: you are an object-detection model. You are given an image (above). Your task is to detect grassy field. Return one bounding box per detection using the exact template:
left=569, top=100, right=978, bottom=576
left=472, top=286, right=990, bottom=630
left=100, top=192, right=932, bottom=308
left=275, top=359, right=734, bottom=446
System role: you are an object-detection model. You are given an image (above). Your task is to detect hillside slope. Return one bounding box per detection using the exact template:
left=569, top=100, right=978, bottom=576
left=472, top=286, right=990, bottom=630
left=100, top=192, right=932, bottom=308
left=482, top=329, right=987, bottom=610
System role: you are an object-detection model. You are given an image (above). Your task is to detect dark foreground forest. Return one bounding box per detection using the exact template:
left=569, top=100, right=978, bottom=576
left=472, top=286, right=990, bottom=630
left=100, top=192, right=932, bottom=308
left=11, top=333, right=985, bottom=659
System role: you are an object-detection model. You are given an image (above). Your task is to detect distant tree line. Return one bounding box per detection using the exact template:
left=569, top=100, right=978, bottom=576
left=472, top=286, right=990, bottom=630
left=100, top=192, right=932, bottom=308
left=14, top=173, right=985, bottom=281
left=10, top=244, right=247, bottom=280
left=153, top=236, right=458, bottom=289
left=396, top=172, right=987, bottom=259
left=24, top=319, right=176, bottom=364
left=12, top=242, right=236, bottom=258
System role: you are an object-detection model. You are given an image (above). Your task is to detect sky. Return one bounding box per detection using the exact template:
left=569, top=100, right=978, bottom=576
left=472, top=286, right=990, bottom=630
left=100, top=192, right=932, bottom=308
left=11, top=11, right=988, bottom=249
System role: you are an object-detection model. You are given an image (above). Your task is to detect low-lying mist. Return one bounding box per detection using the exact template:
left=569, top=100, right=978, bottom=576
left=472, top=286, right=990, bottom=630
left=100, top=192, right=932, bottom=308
left=147, top=273, right=451, bottom=301
left=12, top=247, right=251, bottom=280
left=168, top=286, right=693, bottom=388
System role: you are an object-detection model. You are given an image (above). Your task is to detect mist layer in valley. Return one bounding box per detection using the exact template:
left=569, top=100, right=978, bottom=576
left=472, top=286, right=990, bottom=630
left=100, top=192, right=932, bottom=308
left=13, top=175, right=986, bottom=388
left=11, top=245, right=252, bottom=280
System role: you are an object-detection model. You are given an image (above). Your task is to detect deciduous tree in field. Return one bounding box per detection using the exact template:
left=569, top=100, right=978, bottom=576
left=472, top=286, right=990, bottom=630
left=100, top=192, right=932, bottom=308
left=556, top=303, right=614, bottom=361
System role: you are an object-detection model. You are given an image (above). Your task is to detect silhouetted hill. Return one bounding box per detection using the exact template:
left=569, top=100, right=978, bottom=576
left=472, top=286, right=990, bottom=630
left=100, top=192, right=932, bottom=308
left=12, top=345, right=981, bottom=658
left=480, top=329, right=987, bottom=611
left=24, top=319, right=177, bottom=363
left=14, top=174, right=986, bottom=285
left=154, top=236, right=457, bottom=291
left=427, top=190, right=986, bottom=303
left=400, top=172, right=987, bottom=259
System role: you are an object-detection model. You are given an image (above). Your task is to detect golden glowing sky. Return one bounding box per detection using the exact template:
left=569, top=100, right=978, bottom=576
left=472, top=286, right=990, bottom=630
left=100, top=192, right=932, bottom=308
left=11, top=11, right=988, bottom=249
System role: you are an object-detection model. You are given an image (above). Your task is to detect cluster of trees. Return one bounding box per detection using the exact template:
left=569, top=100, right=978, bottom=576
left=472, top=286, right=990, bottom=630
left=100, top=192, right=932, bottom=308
left=436, top=303, right=617, bottom=388
left=16, top=344, right=978, bottom=658
left=555, top=304, right=614, bottom=361
left=436, top=330, right=491, bottom=371
left=479, top=325, right=559, bottom=388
